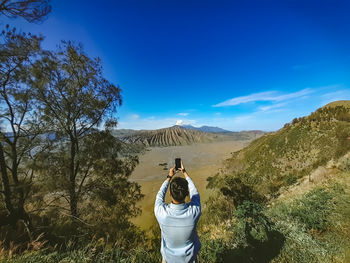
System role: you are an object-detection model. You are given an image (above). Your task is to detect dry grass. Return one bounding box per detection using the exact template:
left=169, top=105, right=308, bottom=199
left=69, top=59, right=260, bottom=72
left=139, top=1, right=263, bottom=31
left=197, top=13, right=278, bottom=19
left=0, top=233, right=47, bottom=260
left=275, top=153, right=350, bottom=204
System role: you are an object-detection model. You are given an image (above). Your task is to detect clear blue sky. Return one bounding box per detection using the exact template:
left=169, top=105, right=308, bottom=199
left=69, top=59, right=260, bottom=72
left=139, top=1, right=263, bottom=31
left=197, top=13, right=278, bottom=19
left=2, top=0, right=350, bottom=130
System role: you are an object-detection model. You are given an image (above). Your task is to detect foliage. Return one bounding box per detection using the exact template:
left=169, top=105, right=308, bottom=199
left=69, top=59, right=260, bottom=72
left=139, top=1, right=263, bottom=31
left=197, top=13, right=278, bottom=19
left=0, top=242, right=157, bottom=263
left=268, top=181, right=350, bottom=263
left=197, top=237, right=226, bottom=263
left=0, top=25, right=46, bottom=232
left=0, top=24, right=144, bottom=256
left=290, top=188, right=334, bottom=231
left=0, top=0, right=51, bottom=23
left=284, top=173, right=298, bottom=186
left=201, top=173, right=350, bottom=263
left=203, top=192, right=235, bottom=223
left=31, top=41, right=127, bottom=225
left=219, top=176, right=266, bottom=207
left=204, top=174, right=266, bottom=225
left=233, top=201, right=271, bottom=246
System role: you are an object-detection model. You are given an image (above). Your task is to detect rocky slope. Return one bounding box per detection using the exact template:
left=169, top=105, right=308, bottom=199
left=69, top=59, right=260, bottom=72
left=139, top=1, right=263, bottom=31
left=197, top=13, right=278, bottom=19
left=118, top=125, right=232, bottom=147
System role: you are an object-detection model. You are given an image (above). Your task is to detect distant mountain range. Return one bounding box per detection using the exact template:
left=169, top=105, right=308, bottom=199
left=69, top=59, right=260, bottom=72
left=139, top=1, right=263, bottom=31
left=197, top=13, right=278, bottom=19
left=113, top=125, right=265, bottom=147
left=181, top=125, right=231, bottom=133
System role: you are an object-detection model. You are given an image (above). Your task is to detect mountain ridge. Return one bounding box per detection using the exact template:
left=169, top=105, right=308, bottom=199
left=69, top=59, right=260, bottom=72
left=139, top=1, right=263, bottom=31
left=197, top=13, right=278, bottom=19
left=182, top=124, right=231, bottom=133
left=116, top=125, right=227, bottom=147
left=114, top=125, right=264, bottom=147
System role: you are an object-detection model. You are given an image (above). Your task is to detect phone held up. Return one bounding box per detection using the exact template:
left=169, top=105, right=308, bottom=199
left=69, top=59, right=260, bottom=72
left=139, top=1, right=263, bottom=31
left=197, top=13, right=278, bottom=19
left=175, top=158, right=181, bottom=171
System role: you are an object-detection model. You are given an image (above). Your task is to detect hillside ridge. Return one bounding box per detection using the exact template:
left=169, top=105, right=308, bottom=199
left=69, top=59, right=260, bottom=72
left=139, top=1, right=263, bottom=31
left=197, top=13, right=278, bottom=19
left=213, top=100, right=350, bottom=197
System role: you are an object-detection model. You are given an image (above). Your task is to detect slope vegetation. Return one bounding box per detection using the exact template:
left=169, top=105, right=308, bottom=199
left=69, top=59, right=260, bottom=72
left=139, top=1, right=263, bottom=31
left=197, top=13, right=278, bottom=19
left=217, top=100, right=350, bottom=196
left=199, top=101, right=350, bottom=262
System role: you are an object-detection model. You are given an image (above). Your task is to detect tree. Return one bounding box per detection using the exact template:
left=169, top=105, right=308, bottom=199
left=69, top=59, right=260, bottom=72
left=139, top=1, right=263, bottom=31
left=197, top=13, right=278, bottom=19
left=31, top=41, right=141, bottom=231
left=78, top=131, right=144, bottom=247
left=220, top=176, right=266, bottom=207
left=0, top=26, right=44, bottom=231
left=0, top=0, right=51, bottom=23
left=234, top=201, right=271, bottom=247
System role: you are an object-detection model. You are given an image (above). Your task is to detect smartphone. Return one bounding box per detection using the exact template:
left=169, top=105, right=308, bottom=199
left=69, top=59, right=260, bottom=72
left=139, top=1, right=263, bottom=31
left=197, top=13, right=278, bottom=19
left=175, top=158, right=181, bottom=170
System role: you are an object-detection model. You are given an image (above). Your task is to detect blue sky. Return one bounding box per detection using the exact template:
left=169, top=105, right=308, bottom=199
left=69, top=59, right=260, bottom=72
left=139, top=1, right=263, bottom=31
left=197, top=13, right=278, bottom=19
left=2, top=0, right=350, bottom=131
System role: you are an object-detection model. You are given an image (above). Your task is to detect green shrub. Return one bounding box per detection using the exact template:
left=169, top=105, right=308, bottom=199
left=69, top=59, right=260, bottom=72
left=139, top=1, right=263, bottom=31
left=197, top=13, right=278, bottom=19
left=198, top=237, right=226, bottom=263
left=268, top=182, right=350, bottom=263
left=285, top=174, right=298, bottom=186
left=290, top=188, right=334, bottom=231
left=233, top=201, right=272, bottom=246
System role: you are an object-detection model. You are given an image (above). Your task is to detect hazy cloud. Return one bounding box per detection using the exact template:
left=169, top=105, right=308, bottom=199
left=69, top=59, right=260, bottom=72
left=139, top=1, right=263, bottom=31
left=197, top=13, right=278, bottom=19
left=176, top=120, right=184, bottom=125
left=178, top=113, right=189, bottom=116
left=258, top=102, right=287, bottom=112
left=118, top=117, right=196, bottom=130
left=321, top=89, right=349, bottom=99
left=213, top=88, right=313, bottom=107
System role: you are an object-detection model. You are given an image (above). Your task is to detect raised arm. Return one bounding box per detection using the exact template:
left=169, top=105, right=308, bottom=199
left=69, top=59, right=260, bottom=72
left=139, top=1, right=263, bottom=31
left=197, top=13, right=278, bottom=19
left=183, top=170, right=200, bottom=206
left=154, top=166, right=176, bottom=215
left=154, top=179, right=169, bottom=208
left=178, top=161, right=200, bottom=207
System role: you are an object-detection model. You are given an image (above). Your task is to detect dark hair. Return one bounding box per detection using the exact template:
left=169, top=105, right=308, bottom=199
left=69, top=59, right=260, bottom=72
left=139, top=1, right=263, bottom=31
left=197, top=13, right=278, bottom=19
left=170, top=177, right=189, bottom=203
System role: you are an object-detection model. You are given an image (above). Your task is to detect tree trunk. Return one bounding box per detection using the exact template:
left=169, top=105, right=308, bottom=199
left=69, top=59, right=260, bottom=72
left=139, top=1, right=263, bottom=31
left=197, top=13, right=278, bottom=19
left=69, top=137, right=78, bottom=221
left=0, top=143, right=33, bottom=234
left=0, top=143, right=14, bottom=216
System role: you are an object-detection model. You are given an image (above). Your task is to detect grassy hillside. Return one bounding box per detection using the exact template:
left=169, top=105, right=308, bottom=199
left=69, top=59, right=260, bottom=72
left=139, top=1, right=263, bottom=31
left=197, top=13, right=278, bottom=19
left=215, top=101, right=350, bottom=196
left=199, top=100, right=350, bottom=262
left=199, top=153, right=350, bottom=263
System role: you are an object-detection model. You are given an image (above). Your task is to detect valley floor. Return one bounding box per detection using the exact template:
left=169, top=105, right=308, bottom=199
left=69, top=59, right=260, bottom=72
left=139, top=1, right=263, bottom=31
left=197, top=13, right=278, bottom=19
left=129, top=140, right=250, bottom=230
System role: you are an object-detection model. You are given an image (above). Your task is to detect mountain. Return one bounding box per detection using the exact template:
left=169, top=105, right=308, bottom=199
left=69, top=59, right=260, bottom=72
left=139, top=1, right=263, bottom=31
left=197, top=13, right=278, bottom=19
left=114, top=125, right=265, bottom=147
left=116, top=125, right=234, bottom=147
left=182, top=125, right=231, bottom=133
left=111, top=128, right=139, bottom=138
left=214, top=100, right=350, bottom=197
left=182, top=125, right=265, bottom=140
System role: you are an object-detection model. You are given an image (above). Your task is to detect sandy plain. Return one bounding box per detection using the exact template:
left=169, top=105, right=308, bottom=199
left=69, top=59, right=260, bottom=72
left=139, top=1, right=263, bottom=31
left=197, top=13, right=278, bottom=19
left=129, top=140, right=250, bottom=231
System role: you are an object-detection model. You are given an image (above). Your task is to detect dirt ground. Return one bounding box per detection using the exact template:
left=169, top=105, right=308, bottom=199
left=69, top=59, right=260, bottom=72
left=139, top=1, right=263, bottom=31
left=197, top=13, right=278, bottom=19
left=129, top=140, right=249, bottom=231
